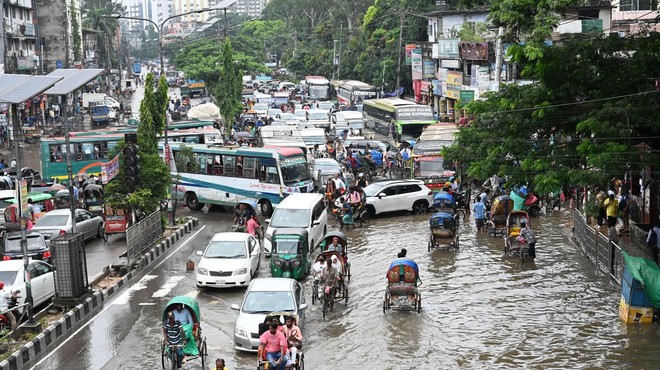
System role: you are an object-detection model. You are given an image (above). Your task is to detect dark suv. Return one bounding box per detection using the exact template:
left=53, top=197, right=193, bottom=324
left=1, top=231, right=52, bottom=264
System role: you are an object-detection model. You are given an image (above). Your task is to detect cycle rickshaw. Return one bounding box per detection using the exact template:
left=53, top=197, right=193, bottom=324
left=161, top=296, right=208, bottom=369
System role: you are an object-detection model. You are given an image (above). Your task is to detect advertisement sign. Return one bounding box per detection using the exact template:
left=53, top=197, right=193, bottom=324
left=446, top=71, right=463, bottom=100
left=396, top=106, right=433, bottom=119
left=460, top=90, right=475, bottom=103
left=101, top=154, right=120, bottom=184
left=478, top=66, right=490, bottom=89
left=405, top=44, right=417, bottom=65
left=432, top=43, right=439, bottom=59
left=437, top=38, right=459, bottom=59
left=470, top=65, right=479, bottom=87
left=431, top=80, right=442, bottom=95
left=441, top=59, right=461, bottom=69
left=411, top=48, right=423, bottom=80
left=423, top=60, right=435, bottom=79
left=19, top=180, right=28, bottom=217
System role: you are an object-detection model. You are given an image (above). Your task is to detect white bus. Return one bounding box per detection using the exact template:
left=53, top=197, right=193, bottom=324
left=303, top=76, right=330, bottom=100
left=332, top=80, right=377, bottom=106
left=167, top=143, right=313, bottom=216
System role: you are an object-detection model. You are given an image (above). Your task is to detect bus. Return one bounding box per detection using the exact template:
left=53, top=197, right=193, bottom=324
left=167, top=143, right=314, bottom=216
left=331, top=80, right=377, bottom=107
left=40, top=125, right=221, bottom=180
left=411, top=124, right=458, bottom=191
left=303, top=76, right=330, bottom=100
left=362, top=98, right=435, bottom=142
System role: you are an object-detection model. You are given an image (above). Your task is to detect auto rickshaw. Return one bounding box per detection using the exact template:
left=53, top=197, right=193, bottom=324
left=103, top=203, right=129, bottom=242
left=269, top=228, right=310, bottom=280
left=83, top=184, right=104, bottom=217
left=53, top=189, right=73, bottom=210
left=2, top=195, right=54, bottom=231
left=161, top=296, right=208, bottom=369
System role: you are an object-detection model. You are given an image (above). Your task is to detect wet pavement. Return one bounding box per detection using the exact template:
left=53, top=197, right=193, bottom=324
left=27, top=206, right=660, bottom=370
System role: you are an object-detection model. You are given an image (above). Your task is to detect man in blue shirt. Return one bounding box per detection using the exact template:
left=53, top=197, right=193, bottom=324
left=173, top=303, right=193, bottom=325
left=472, top=197, right=486, bottom=232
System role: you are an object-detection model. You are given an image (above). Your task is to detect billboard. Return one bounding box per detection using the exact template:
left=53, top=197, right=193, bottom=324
left=411, top=48, right=423, bottom=80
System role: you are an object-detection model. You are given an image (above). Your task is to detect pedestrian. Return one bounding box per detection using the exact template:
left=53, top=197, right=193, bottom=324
left=10, top=158, right=16, bottom=170
left=647, top=219, right=660, bottom=265
left=595, top=187, right=606, bottom=227
left=618, top=190, right=630, bottom=236
left=472, top=196, right=486, bottom=232
left=397, top=248, right=407, bottom=258
left=603, top=190, right=618, bottom=242
left=212, top=358, right=229, bottom=370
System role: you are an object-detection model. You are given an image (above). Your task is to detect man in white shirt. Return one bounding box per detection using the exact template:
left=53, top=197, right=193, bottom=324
left=331, top=173, right=345, bottom=194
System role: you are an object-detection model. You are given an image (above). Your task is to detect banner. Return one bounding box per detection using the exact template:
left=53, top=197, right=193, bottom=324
left=102, top=154, right=120, bottom=184
left=405, top=44, right=417, bottom=65
left=19, top=180, right=28, bottom=217
left=424, top=60, right=435, bottom=79
left=411, top=48, right=423, bottom=80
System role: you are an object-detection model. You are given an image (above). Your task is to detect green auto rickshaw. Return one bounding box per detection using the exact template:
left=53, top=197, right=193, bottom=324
left=270, top=228, right=311, bottom=280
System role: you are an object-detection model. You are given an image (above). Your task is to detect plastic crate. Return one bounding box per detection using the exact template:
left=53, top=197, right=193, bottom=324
left=621, top=267, right=654, bottom=307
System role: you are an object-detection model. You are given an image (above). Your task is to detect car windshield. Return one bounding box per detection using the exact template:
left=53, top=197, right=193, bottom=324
left=242, top=291, right=295, bottom=313
left=308, top=112, right=326, bottom=120
left=5, top=236, right=44, bottom=252
left=204, top=241, right=246, bottom=258
left=278, top=113, right=296, bottom=120
left=294, top=111, right=306, bottom=116
left=318, top=102, right=333, bottom=110
left=274, top=238, right=300, bottom=254
left=0, top=271, right=17, bottom=285
left=253, top=103, right=269, bottom=111
left=280, top=157, right=311, bottom=184
left=34, top=214, right=69, bottom=227
left=363, top=183, right=387, bottom=197
left=270, top=209, right=310, bottom=228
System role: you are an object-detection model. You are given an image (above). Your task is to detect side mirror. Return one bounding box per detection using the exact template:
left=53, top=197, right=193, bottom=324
left=265, top=219, right=271, bottom=223
left=230, top=304, right=240, bottom=311
left=196, top=250, right=203, bottom=256
left=298, top=303, right=308, bottom=310
left=378, top=193, right=386, bottom=198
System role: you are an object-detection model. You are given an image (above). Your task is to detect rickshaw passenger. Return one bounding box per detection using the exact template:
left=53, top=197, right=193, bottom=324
left=258, top=321, right=290, bottom=370
left=326, top=237, right=343, bottom=255
left=163, top=312, right=185, bottom=369
left=246, top=215, right=259, bottom=236
left=173, top=304, right=199, bottom=356
left=283, top=315, right=302, bottom=365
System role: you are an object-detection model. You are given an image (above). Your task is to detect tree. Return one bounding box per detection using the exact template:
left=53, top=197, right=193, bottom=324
left=215, top=40, right=243, bottom=137
left=442, top=33, right=660, bottom=194
left=104, top=72, right=170, bottom=216
left=81, top=0, right=124, bottom=69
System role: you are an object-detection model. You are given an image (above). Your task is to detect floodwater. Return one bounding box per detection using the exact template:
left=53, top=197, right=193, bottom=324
left=30, top=208, right=660, bottom=370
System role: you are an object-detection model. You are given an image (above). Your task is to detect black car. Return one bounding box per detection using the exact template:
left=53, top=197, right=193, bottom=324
left=1, top=232, right=52, bottom=264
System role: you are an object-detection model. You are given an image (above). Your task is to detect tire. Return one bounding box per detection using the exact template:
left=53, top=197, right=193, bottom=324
left=344, top=285, right=349, bottom=303
left=322, top=295, right=328, bottom=319
left=412, top=201, right=428, bottom=214
left=311, top=282, right=317, bottom=305
left=383, top=299, right=387, bottom=313
left=428, top=241, right=432, bottom=252
left=170, top=347, right=177, bottom=370
left=161, top=341, right=166, bottom=369
left=185, top=193, right=204, bottom=211
left=298, top=354, right=304, bottom=370
left=417, top=295, right=422, bottom=313
left=200, top=340, right=207, bottom=368
left=260, top=200, right=273, bottom=217
left=96, top=224, right=104, bottom=239
left=366, top=206, right=376, bottom=219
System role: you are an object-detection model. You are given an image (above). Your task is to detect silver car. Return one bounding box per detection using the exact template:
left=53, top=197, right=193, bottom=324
left=31, top=209, right=104, bottom=241
left=231, top=278, right=307, bottom=352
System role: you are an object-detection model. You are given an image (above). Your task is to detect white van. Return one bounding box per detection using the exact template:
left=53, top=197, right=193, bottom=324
left=263, top=193, right=327, bottom=257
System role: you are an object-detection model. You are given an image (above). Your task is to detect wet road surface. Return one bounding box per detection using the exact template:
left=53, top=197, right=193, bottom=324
left=29, top=207, right=660, bottom=370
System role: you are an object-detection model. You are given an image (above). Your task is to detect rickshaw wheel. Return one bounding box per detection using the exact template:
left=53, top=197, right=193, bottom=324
left=200, top=339, right=208, bottom=369
left=344, top=286, right=349, bottom=303
left=311, top=282, right=317, bottom=305
left=382, top=299, right=387, bottom=313
left=103, top=230, right=108, bottom=242
left=161, top=341, right=166, bottom=369
left=297, top=354, right=304, bottom=370
left=417, top=295, right=422, bottom=313
left=428, top=240, right=432, bottom=252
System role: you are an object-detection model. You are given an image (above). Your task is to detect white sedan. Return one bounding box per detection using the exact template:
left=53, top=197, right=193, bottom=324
left=196, top=232, right=261, bottom=288
left=0, top=260, right=55, bottom=313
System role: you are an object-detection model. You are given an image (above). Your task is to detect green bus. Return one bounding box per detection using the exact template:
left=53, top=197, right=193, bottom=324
left=40, top=123, right=222, bottom=180
left=362, top=98, right=435, bottom=142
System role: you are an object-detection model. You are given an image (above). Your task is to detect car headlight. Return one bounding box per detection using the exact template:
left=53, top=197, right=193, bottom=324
left=292, top=259, right=301, bottom=268
left=273, top=258, right=284, bottom=267
left=197, top=267, right=208, bottom=275
left=235, top=325, right=248, bottom=338
left=234, top=268, right=248, bottom=276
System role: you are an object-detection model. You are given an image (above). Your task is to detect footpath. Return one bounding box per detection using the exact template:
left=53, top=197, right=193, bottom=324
left=0, top=217, right=198, bottom=370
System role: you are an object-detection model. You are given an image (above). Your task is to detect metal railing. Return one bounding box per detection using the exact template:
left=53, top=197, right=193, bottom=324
left=126, top=210, right=162, bottom=265
left=572, top=209, right=624, bottom=285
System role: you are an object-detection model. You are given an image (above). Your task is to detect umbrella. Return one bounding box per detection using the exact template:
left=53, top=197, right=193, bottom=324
left=187, top=102, right=222, bottom=120
left=47, top=183, right=66, bottom=194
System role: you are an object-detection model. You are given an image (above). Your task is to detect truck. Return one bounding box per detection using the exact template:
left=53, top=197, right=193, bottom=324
left=133, top=62, right=141, bottom=75
left=82, top=93, right=107, bottom=109
left=180, top=80, right=206, bottom=98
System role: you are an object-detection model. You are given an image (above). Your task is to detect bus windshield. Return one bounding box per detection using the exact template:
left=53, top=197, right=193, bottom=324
left=308, top=85, right=329, bottom=100
left=280, top=156, right=311, bottom=184
left=414, top=156, right=447, bottom=177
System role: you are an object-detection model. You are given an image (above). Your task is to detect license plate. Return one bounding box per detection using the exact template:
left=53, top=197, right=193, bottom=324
left=216, top=279, right=225, bottom=284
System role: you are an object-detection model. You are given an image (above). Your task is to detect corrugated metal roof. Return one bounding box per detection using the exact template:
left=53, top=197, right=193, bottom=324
left=0, top=75, right=62, bottom=104
left=44, top=69, right=104, bottom=95
left=0, top=75, right=31, bottom=95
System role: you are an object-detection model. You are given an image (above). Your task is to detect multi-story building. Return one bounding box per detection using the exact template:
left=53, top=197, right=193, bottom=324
left=36, top=0, right=81, bottom=72
left=611, top=0, right=660, bottom=34
left=2, top=0, right=40, bottom=74
left=226, top=0, right=266, bottom=18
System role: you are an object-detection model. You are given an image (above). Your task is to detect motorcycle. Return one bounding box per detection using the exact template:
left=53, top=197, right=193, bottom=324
left=0, top=292, right=21, bottom=333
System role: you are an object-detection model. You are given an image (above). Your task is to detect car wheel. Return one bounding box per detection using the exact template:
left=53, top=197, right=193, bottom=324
left=96, top=224, right=104, bottom=239
left=412, top=200, right=428, bottom=214
left=260, top=200, right=273, bottom=217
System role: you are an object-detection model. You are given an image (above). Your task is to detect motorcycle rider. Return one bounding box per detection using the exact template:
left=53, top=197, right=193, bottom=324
left=0, top=281, right=19, bottom=330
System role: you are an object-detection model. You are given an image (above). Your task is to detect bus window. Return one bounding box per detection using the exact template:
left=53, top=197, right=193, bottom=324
left=212, top=155, right=223, bottom=175
left=99, top=142, right=109, bottom=159
left=193, top=153, right=207, bottom=174
left=223, top=155, right=235, bottom=176
left=49, top=145, right=63, bottom=162
left=236, top=157, right=243, bottom=177
left=243, top=157, right=256, bottom=179
left=81, top=143, right=95, bottom=160
left=261, top=166, right=279, bottom=184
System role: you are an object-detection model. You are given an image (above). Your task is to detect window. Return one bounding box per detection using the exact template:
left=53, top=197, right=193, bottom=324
left=243, top=157, right=256, bottom=179
left=312, top=201, right=324, bottom=221
left=294, top=283, right=301, bottom=305
left=620, top=0, right=658, bottom=11
left=33, top=262, right=52, bottom=275
left=399, top=184, right=421, bottom=194
left=382, top=186, right=398, bottom=196
left=223, top=155, right=235, bottom=176
left=75, top=212, right=85, bottom=223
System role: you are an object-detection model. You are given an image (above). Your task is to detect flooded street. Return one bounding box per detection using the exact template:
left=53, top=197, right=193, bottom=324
left=30, top=208, right=660, bottom=370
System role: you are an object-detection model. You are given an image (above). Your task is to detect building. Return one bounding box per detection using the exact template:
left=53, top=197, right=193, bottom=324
left=226, top=0, right=266, bottom=18
left=82, top=28, right=100, bottom=68
left=2, top=0, right=40, bottom=74
left=35, top=0, right=82, bottom=72
left=611, top=0, right=660, bottom=34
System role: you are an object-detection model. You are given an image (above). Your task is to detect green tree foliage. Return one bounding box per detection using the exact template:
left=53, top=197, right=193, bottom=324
left=81, top=0, right=124, bottom=69
left=216, top=40, right=243, bottom=135
left=70, top=3, right=82, bottom=62
left=105, top=72, right=170, bottom=215
left=442, top=33, right=660, bottom=193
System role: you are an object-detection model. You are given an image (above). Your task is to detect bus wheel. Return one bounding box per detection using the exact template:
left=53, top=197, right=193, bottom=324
left=260, top=200, right=273, bottom=217
left=185, top=193, right=204, bottom=211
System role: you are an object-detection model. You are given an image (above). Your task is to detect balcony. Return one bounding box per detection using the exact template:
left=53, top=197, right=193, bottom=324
left=556, top=19, right=604, bottom=34
left=6, top=0, right=32, bottom=8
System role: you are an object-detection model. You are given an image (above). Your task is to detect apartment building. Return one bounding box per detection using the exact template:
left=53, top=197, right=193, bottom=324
left=2, top=0, right=40, bottom=74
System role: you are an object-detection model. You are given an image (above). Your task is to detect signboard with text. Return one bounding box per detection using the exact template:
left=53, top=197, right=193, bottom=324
left=101, top=154, right=120, bottom=184
left=446, top=71, right=463, bottom=100
left=460, top=90, right=475, bottom=103
left=19, top=180, right=28, bottom=217
left=405, top=44, right=417, bottom=65
left=437, top=38, right=459, bottom=59
left=411, top=48, right=423, bottom=80
left=423, top=60, right=435, bottom=79
left=396, top=106, right=434, bottom=119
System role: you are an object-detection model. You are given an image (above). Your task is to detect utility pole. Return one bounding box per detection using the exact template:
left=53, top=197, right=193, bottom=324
left=337, top=23, right=343, bottom=80
left=396, top=11, right=404, bottom=88
left=332, top=40, right=338, bottom=80
left=494, top=26, right=504, bottom=87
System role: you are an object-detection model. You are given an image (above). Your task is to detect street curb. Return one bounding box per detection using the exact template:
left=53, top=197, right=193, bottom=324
left=0, top=217, right=198, bottom=370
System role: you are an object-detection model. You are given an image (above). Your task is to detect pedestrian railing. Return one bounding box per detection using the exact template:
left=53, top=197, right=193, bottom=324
left=572, top=209, right=624, bottom=285
left=126, top=210, right=162, bottom=265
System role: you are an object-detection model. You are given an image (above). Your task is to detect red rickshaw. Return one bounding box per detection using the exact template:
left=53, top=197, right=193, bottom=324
left=103, top=204, right=130, bottom=242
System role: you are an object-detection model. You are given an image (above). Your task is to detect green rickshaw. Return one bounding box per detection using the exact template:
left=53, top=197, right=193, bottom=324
left=270, top=228, right=311, bottom=280
left=161, top=296, right=208, bottom=369
left=318, top=231, right=350, bottom=282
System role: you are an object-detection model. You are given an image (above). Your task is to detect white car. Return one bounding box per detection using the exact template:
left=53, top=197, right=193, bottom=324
left=31, top=209, right=104, bottom=242
left=293, top=110, right=307, bottom=122
left=103, top=97, right=121, bottom=110
left=231, top=278, right=306, bottom=352
left=264, top=193, right=327, bottom=257
left=312, top=158, right=342, bottom=186
left=364, top=179, right=434, bottom=216
left=252, top=103, right=269, bottom=117
left=305, top=109, right=329, bottom=128
left=0, top=260, right=55, bottom=313
left=275, top=113, right=297, bottom=123
left=195, top=232, right=261, bottom=288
